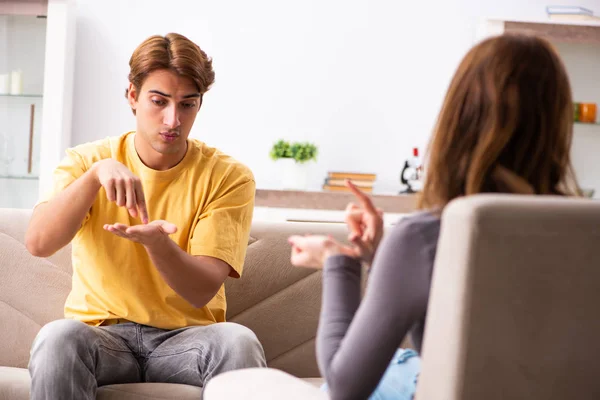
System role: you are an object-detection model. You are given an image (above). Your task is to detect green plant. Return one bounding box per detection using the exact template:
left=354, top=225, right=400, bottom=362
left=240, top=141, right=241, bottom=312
left=269, top=140, right=293, bottom=160
left=270, top=140, right=318, bottom=163
left=291, top=142, right=318, bottom=163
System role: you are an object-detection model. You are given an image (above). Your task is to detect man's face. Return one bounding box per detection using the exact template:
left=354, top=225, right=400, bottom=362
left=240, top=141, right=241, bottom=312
left=127, top=69, right=201, bottom=157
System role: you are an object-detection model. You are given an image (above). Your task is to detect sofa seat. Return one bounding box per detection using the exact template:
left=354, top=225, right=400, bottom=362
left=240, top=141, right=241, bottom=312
left=0, top=366, right=323, bottom=400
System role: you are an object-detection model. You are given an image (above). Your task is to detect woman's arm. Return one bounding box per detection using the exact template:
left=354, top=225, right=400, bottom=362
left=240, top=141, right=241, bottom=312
left=317, top=216, right=438, bottom=400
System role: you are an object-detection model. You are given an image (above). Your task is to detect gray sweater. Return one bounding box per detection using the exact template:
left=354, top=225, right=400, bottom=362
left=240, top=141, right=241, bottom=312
left=317, top=211, right=441, bottom=400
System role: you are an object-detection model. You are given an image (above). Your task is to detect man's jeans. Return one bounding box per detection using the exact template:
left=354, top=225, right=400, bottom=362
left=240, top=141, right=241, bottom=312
left=28, top=319, right=267, bottom=400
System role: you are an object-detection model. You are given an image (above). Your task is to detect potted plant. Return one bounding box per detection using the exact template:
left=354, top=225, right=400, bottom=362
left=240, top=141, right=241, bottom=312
left=270, top=140, right=318, bottom=190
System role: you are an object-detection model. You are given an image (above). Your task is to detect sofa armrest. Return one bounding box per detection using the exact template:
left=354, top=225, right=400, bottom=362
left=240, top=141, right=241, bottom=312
left=204, top=368, right=328, bottom=400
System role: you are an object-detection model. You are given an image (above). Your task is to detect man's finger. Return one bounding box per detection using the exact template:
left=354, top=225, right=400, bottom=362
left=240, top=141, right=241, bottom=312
left=104, top=225, right=129, bottom=239
left=160, top=222, right=177, bottom=234
left=148, top=220, right=178, bottom=234
left=104, top=179, right=117, bottom=202
left=115, top=180, right=127, bottom=207
left=112, top=223, right=130, bottom=231
left=135, top=182, right=149, bottom=224
left=125, top=178, right=137, bottom=218
left=345, top=180, right=378, bottom=214
left=125, top=225, right=148, bottom=235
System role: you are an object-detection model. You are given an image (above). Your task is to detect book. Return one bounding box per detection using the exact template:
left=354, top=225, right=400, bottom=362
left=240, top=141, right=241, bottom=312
left=546, top=6, right=593, bottom=16
left=327, top=172, right=376, bottom=181
left=548, top=14, right=600, bottom=21
left=322, top=184, right=373, bottom=193
left=325, top=178, right=374, bottom=188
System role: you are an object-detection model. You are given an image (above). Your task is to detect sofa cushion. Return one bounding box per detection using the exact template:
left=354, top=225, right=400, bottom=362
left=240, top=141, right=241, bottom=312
left=0, top=366, right=204, bottom=399
left=97, top=383, right=202, bottom=399
left=0, top=366, right=30, bottom=400
left=0, top=366, right=322, bottom=400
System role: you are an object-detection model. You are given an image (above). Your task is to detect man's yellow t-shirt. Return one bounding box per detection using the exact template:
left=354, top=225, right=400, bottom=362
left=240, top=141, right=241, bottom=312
left=40, top=131, right=255, bottom=329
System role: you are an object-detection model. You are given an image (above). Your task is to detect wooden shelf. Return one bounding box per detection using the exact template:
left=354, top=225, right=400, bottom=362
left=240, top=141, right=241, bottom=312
left=477, top=18, right=600, bottom=45
left=0, top=1, right=48, bottom=16
left=255, top=189, right=418, bottom=213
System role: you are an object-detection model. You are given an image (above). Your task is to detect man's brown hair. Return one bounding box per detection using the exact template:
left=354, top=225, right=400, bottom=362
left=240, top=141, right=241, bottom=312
left=125, top=33, right=215, bottom=114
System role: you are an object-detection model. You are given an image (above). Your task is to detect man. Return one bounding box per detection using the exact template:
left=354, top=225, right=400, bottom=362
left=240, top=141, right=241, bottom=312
left=25, top=33, right=266, bottom=399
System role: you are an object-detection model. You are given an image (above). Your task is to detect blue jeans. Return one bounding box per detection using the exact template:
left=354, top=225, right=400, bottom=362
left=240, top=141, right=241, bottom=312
left=322, top=348, right=421, bottom=400
left=29, top=319, right=267, bottom=400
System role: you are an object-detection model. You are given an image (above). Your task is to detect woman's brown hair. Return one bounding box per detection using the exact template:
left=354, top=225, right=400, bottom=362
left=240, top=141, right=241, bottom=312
left=418, top=33, right=579, bottom=210
left=125, top=33, right=215, bottom=114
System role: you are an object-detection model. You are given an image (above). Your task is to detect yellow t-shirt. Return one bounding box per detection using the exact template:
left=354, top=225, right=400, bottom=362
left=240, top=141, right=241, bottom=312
left=40, top=131, right=255, bottom=329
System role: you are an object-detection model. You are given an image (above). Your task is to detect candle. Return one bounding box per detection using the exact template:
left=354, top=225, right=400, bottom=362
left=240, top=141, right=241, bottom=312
left=10, top=70, right=23, bottom=95
left=0, top=74, right=9, bottom=95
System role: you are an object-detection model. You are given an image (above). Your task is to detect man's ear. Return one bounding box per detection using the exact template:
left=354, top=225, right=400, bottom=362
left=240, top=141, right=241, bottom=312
left=127, top=83, right=138, bottom=110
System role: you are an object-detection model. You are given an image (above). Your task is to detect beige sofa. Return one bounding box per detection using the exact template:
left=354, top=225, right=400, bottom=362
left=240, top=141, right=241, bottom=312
left=204, top=195, right=600, bottom=400
left=0, top=208, right=357, bottom=399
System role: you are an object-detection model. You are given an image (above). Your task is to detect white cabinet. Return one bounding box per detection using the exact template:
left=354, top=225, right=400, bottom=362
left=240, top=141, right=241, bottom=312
left=0, top=0, right=76, bottom=208
left=0, top=12, right=46, bottom=208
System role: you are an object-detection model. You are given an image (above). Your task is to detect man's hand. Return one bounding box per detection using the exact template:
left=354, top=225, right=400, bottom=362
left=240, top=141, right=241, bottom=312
left=344, top=180, right=384, bottom=265
left=92, top=159, right=149, bottom=223
left=104, top=220, right=177, bottom=246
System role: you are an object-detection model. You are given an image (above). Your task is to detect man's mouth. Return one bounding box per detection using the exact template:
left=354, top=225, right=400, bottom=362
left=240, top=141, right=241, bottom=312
left=160, top=132, right=179, bottom=142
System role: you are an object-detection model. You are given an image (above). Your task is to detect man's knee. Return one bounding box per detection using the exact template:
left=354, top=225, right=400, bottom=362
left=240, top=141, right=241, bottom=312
left=217, top=323, right=260, bottom=347
left=31, top=319, right=93, bottom=356
left=215, top=323, right=266, bottom=365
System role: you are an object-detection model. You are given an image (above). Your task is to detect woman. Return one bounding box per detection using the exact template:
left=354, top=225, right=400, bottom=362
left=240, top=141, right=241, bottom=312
left=288, top=33, right=580, bottom=400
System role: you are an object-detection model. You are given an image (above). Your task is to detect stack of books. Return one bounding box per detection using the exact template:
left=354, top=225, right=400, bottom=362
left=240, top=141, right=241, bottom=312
left=546, top=5, right=599, bottom=21
left=322, top=172, right=376, bottom=193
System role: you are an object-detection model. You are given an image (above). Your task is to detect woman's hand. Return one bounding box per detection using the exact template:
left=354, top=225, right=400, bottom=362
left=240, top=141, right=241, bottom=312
left=288, top=235, right=357, bottom=269
left=344, top=180, right=384, bottom=265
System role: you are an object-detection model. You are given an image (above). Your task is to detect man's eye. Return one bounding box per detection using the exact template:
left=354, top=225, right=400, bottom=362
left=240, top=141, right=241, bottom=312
left=182, top=103, right=196, bottom=109
left=152, top=99, right=166, bottom=106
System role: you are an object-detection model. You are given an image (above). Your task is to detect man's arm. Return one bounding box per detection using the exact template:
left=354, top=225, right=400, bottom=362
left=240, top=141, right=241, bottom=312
left=26, top=158, right=149, bottom=258
left=103, top=173, right=255, bottom=308
left=25, top=169, right=101, bottom=257
left=103, top=221, right=231, bottom=308
left=146, top=234, right=231, bottom=308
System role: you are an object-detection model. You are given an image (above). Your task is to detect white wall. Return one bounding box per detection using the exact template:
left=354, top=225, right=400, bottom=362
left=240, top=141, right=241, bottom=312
left=70, top=0, right=600, bottom=194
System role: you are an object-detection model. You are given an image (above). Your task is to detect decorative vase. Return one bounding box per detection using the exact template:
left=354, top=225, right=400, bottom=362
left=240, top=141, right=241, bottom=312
left=279, top=158, right=309, bottom=190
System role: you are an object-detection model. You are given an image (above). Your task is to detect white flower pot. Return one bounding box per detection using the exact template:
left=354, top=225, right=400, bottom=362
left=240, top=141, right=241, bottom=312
left=279, top=158, right=309, bottom=190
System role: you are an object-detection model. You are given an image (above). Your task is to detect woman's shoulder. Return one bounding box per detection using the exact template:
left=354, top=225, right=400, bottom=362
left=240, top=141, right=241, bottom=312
left=392, top=210, right=441, bottom=238
left=380, top=210, right=442, bottom=256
